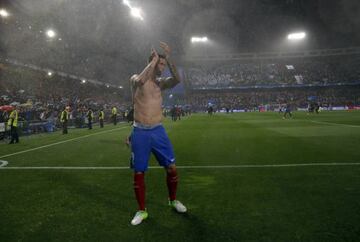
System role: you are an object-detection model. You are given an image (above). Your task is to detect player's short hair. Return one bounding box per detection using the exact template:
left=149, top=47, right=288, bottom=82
left=148, top=53, right=166, bottom=63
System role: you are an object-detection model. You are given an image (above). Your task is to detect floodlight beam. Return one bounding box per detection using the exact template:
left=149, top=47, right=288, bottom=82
left=191, top=36, right=208, bottom=43
left=287, top=32, right=306, bottom=40
left=0, top=9, right=9, bottom=18
left=122, top=0, right=144, bottom=21
left=130, top=7, right=144, bottom=21
left=46, top=29, right=56, bottom=38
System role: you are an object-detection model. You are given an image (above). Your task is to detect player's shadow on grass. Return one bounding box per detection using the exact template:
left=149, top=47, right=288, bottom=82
left=136, top=202, right=209, bottom=240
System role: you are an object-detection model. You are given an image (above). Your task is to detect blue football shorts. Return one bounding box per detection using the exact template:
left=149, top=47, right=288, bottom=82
left=130, top=125, right=175, bottom=172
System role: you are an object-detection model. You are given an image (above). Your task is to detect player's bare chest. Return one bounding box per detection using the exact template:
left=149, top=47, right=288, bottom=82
left=137, top=81, right=161, bottom=98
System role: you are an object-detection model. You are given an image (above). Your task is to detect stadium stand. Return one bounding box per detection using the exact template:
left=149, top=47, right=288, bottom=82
left=0, top=63, right=130, bottom=135
left=182, top=49, right=360, bottom=111
left=186, top=55, right=360, bottom=89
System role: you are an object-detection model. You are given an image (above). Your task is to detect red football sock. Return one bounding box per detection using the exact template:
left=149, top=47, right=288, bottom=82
left=167, top=168, right=178, bottom=201
left=134, top=173, right=146, bottom=211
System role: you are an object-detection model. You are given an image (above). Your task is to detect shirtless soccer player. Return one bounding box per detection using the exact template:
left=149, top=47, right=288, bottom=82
left=129, top=42, right=187, bottom=226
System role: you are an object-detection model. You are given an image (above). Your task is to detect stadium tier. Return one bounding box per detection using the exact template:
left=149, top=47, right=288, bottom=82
left=185, top=53, right=360, bottom=89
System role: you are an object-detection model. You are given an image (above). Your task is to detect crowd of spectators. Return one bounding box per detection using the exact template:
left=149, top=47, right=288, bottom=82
left=186, top=55, right=360, bottom=88
left=1, top=55, right=359, bottom=134
left=0, top=65, right=131, bottom=132
left=186, top=86, right=360, bottom=111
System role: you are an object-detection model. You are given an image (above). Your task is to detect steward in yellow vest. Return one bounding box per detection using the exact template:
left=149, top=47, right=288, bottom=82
left=111, top=106, right=117, bottom=125
left=8, top=106, right=20, bottom=144
left=87, top=108, right=94, bottom=130
left=99, top=109, right=105, bottom=128
left=60, top=106, right=70, bottom=134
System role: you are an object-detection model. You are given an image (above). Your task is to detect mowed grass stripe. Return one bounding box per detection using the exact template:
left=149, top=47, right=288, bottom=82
left=2, top=112, right=359, bottom=167
left=310, top=120, right=360, bottom=128
left=0, top=111, right=360, bottom=241
left=0, top=125, right=129, bottom=159
left=1, top=162, right=360, bottom=170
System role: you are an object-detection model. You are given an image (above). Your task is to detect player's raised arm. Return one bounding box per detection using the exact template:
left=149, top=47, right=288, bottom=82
left=130, top=48, right=159, bottom=86
left=159, top=41, right=181, bottom=90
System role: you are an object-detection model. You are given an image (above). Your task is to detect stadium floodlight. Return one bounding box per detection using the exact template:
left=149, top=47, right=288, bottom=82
left=0, top=9, right=9, bottom=18
left=119, top=86, right=123, bottom=89
left=287, top=32, right=306, bottom=40
left=191, top=36, right=208, bottom=43
left=47, top=72, right=53, bottom=76
left=81, top=79, right=86, bottom=84
left=122, top=0, right=144, bottom=21
left=106, top=84, right=110, bottom=88
left=46, top=29, right=56, bottom=38
left=130, top=7, right=144, bottom=21
left=122, top=0, right=131, bottom=7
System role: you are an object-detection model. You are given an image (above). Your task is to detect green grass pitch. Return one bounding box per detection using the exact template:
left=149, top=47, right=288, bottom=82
left=1, top=111, right=360, bottom=241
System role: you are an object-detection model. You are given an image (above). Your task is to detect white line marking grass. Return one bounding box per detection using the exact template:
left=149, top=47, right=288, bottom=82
left=0, top=126, right=128, bottom=159
left=1, top=162, right=360, bottom=170
left=0, top=160, right=8, bottom=167
left=310, top=120, right=360, bottom=128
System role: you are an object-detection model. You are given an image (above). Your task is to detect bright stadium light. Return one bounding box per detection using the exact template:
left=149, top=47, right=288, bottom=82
left=287, top=32, right=306, bottom=40
left=122, top=0, right=144, bottom=21
left=123, top=0, right=131, bottom=7
left=81, top=79, right=86, bottom=84
left=130, top=7, right=144, bottom=20
left=0, top=9, right=9, bottom=18
left=191, top=36, right=208, bottom=43
left=119, top=86, right=123, bottom=89
left=46, top=29, right=56, bottom=38
left=47, top=71, right=53, bottom=76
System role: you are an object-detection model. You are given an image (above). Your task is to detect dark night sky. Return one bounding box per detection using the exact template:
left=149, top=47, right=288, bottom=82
left=0, top=0, right=359, bottom=86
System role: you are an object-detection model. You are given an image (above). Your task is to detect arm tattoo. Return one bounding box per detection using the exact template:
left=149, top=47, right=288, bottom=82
left=166, top=58, right=180, bottom=83
left=160, top=57, right=180, bottom=90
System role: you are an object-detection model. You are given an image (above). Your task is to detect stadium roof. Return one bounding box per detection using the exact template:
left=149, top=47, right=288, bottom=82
left=0, top=0, right=359, bottom=86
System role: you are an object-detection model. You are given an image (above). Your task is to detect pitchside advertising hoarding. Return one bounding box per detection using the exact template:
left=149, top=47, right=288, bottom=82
left=297, top=106, right=360, bottom=111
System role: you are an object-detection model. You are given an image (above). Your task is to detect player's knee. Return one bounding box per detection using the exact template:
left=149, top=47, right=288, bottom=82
left=166, top=165, right=177, bottom=174
left=166, top=165, right=178, bottom=183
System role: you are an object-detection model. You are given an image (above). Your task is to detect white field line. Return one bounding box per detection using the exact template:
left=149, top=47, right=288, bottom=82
left=1, top=162, right=360, bottom=170
left=310, top=120, right=360, bottom=128
left=0, top=126, right=129, bottom=159
left=0, top=160, right=8, bottom=167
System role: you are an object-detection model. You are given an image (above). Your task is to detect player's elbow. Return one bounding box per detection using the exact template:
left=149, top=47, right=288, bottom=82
left=167, top=77, right=180, bottom=88
left=130, top=74, right=144, bottom=85
left=130, top=74, right=139, bottom=82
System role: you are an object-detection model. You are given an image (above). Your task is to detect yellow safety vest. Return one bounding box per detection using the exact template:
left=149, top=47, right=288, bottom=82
left=99, top=111, right=105, bottom=120
left=60, top=110, right=68, bottom=123
left=112, top=107, right=117, bottom=115
left=87, top=111, right=94, bottom=119
left=7, top=110, right=18, bottom=127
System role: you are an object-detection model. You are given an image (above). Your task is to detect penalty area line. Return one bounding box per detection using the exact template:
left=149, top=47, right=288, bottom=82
left=1, top=162, right=360, bottom=170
